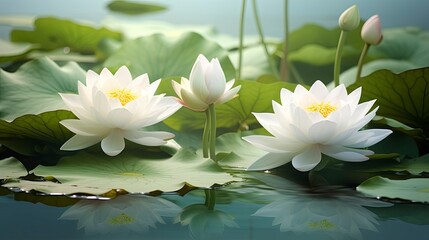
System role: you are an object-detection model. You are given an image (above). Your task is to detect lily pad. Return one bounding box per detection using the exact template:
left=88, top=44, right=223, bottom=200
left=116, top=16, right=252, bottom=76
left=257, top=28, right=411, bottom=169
left=0, top=110, right=75, bottom=169
left=10, top=17, right=122, bottom=53
left=357, top=176, right=429, bottom=203
left=0, top=158, right=28, bottom=179
left=107, top=0, right=167, bottom=15
left=280, top=23, right=364, bottom=66
left=1, top=149, right=240, bottom=195
left=0, top=39, right=33, bottom=63
left=348, top=67, right=429, bottom=135
left=161, top=79, right=297, bottom=131
left=103, top=32, right=235, bottom=81
left=0, top=57, right=85, bottom=120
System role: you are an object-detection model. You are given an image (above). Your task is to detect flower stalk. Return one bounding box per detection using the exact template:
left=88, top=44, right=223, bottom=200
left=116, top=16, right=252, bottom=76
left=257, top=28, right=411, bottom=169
left=280, top=0, right=289, bottom=82
left=208, top=104, right=217, bottom=161
left=237, top=0, right=247, bottom=80
left=202, top=110, right=210, bottom=158
left=252, top=0, right=278, bottom=78
left=355, top=42, right=370, bottom=82
left=333, top=30, right=347, bottom=87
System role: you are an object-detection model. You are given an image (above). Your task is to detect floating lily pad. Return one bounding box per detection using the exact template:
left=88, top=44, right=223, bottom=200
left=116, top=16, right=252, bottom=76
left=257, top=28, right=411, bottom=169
left=357, top=176, right=429, bottom=203
left=103, top=32, right=235, bottom=81
left=107, top=0, right=167, bottom=15
left=348, top=67, right=429, bottom=135
left=0, top=57, right=85, bottom=120
left=10, top=17, right=122, bottom=53
left=0, top=39, right=33, bottom=63
left=161, top=79, right=297, bottom=131
left=0, top=158, right=28, bottom=179
left=1, top=149, right=240, bottom=195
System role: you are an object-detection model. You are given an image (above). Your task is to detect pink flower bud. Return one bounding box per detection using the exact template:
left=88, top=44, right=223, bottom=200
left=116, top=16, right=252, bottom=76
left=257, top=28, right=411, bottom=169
left=361, top=15, right=383, bottom=45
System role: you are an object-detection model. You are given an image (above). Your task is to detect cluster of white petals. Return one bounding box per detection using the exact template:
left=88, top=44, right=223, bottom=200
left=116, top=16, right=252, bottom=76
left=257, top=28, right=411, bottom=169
left=243, top=80, right=392, bottom=172
left=60, top=66, right=181, bottom=156
left=172, top=54, right=241, bottom=111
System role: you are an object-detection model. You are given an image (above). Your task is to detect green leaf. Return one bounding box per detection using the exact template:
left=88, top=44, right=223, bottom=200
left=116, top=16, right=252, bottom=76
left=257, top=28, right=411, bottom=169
left=10, top=17, right=122, bottom=53
left=107, top=0, right=167, bottom=15
left=0, top=39, right=33, bottom=63
left=103, top=32, right=235, bottom=81
left=0, top=57, right=85, bottom=120
left=357, top=176, right=429, bottom=203
left=0, top=158, right=28, bottom=179
left=161, top=79, right=297, bottom=131
left=1, top=149, right=241, bottom=195
left=0, top=110, right=75, bottom=145
left=0, top=110, right=75, bottom=168
left=340, top=28, right=429, bottom=86
left=281, top=23, right=364, bottom=66
left=348, top=67, right=429, bottom=135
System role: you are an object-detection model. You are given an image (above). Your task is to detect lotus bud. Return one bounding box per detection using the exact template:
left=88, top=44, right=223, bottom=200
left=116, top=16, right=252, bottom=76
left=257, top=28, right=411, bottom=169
left=338, top=5, right=360, bottom=31
left=361, top=15, right=383, bottom=45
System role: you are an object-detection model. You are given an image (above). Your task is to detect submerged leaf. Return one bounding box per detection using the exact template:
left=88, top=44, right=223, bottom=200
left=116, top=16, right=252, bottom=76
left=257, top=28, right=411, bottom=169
left=0, top=57, right=85, bottom=120
left=357, top=176, right=429, bottom=203
left=2, top=149, right=240, bottom=195
left=107, top=0, right=167, bottom=15
left=348, top=67, right=429, bottom=135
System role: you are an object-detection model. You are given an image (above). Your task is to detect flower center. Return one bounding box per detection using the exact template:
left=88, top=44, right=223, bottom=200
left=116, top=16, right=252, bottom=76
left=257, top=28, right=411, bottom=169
left=108, top=88, right=137, bottom=106
left=108, top=213, right=135, bottom=225
left=306, top=102, right=337, bottom=118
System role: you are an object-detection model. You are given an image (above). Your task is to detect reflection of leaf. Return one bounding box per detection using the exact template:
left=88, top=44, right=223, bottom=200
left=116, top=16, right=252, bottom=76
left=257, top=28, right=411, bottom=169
left=107, top=0, right=167, bottom=15
left=161, top=80, right=297, bottom=131
left=348, top=68, right=429, bottom=135
left=10, top=17, right=122, bottom=53
left=357, top=176, right=429, bottom=203
left=1, top=149, right=240, bottom=195
left=0, top=57, right=85, bottom=120
left=103, top=32, right=235, bottom=81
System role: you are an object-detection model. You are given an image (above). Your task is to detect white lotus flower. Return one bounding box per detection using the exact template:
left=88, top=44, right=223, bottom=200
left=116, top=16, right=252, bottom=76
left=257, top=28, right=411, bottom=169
left=60, top=66, right=181, bottom=156
left=172, top=54, right=241, bottom=111
left=60, top=195, right=181, bottom=235
left=243, top=80, right=392, bottom=171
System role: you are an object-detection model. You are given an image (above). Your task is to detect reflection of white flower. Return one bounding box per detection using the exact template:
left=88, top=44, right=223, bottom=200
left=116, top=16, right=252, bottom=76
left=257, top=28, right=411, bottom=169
left=172, top=54, right=241, bottom=111
left=60, top=66, right=181, bottom=156
left=243, top=80, right=392, bottom=171
left=253, top=189, right=388, bottom=240
left=176, top=204, right=238, bottom=239
left=60, top=195, right=181, bottom=235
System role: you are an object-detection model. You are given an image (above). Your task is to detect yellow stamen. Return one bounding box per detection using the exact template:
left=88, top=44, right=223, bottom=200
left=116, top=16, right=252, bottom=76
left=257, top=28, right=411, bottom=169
left=108, top=88, right=137, bottom=106
left=108, top=213, right=135, bottom=225
left=306, top=102, right=337, bottom=118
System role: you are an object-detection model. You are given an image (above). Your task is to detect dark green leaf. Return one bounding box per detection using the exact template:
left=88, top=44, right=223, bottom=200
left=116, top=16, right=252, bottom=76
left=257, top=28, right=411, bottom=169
left=348, top=67, right=429, bottom=136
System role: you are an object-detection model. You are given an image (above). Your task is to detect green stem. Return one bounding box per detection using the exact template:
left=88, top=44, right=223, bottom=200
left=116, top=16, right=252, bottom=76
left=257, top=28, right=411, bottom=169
left=280, top=0, right=289, bottom=82
left=355, top=43, right=370, bottom=82
left=252, top=0, right=279, bottom=78
left=208, top=104, right=216, bottom=161
left=204, top=189, right=216, bottom=210
left=237, top=0, right=246, bottom=80
left=333, top=30, right=348, bottom=87
left=202, top=109, right=210, bottom=158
